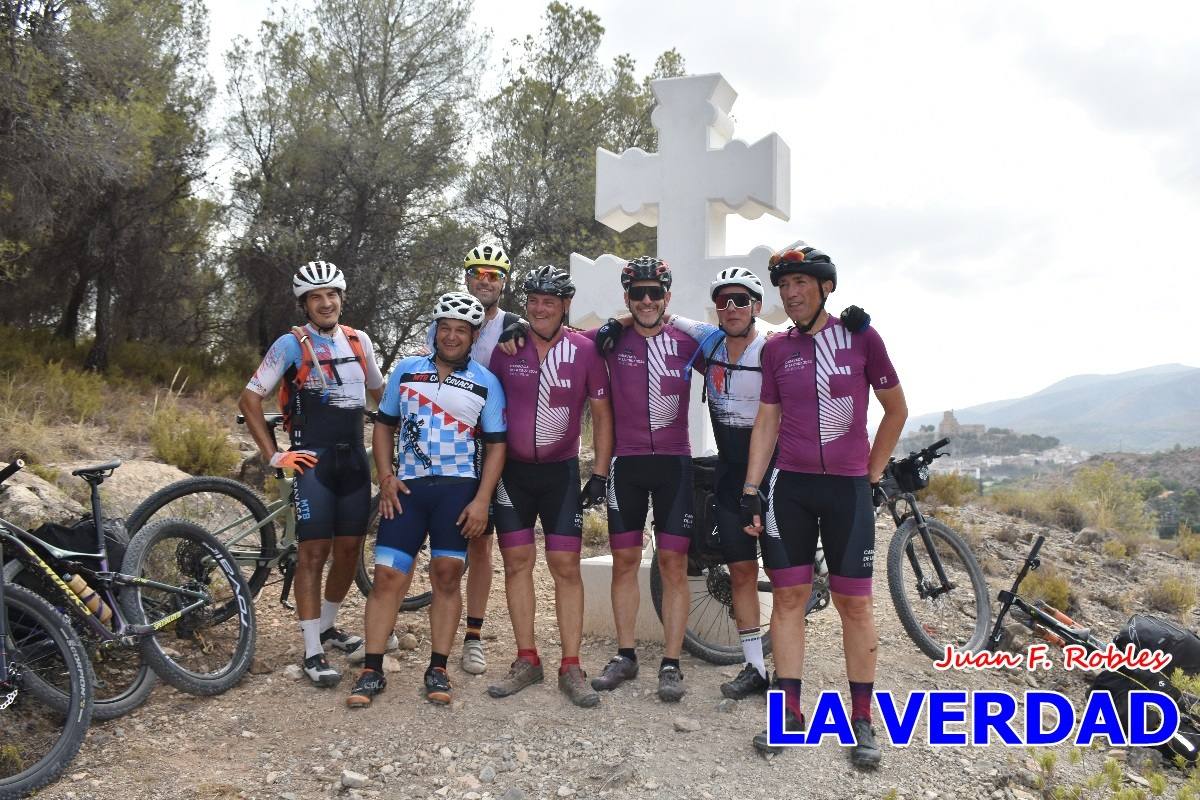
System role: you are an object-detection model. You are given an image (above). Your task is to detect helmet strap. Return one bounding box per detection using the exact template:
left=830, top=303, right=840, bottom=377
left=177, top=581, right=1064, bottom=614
left=792, top=286, right=829, bottom=334
left=723, top=318, right=756, bottom=339
left=433, top=346, right=469, bottom=372
left=531, top=319, right=564, bottom=343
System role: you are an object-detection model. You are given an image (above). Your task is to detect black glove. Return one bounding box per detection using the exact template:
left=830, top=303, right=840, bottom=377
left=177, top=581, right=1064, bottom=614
left=497, top=318, right=529, bottom=346
left=739, top=491, right=764, bottom=530
left=839, top=305, right=871, bottom=333
left=872, top=474, right=899, bottom=507
left=580, top=473, right=608, bottom=509
left=595, top=318, right=622, bottom=355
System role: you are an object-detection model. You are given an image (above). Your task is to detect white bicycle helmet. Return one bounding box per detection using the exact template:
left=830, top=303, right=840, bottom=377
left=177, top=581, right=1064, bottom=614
left=710, top=266, right=764, bottom=300
left=293, top=260, right=347, bottom=298
left=433, top=291, right=485, bottom=327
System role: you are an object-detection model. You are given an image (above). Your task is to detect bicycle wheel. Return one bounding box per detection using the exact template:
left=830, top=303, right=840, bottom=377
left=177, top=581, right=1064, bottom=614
left=649, top=547, right=774, bottom=665
left=119, top=518, right=256, bottom=696
left=9, top=562, right=154, bottom=721
left=1, top=584, right=94, bottom=799
left=887, top=518, right=991, bottom=661
left=354, top=495, right=433, bottom=611
left=125, top=476, right=277, bottom=600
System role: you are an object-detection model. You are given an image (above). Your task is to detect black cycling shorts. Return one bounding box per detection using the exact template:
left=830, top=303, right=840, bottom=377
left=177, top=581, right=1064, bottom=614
left=762, top=470, right=876, bottom=595
left=607, top=454, right=693, bottom=553
left=291, top=444, right=371, bottom=541
left=712, top=461, right=770, bottom=565
left=493, top=458, right=582, bottom=553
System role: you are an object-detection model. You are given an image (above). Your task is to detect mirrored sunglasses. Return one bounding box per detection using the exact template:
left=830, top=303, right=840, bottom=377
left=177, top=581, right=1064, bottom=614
left=628, top=285, right=666, bottom=301
left=714, top=293, right=753, bottom=310
left=468, top=267, right=505, bottom=282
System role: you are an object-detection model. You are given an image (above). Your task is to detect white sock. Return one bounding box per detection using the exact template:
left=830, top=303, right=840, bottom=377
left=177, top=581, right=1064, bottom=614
left=300, top=619, right=323, bottom=659
left=740, top=627, right=766, bottom=678
left=319, top=599, right=340, bottom=632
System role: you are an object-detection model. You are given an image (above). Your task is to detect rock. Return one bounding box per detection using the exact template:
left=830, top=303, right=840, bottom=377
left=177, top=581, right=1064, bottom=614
left=1127, top=774, right=1150, bottom=789
left=264, top=772, right=280, bottom=785
left=341, top=770, right=369, bottom=789
left=240, top=730, right=256, bottom=739
left=380, top=765, right=395, bottom=776
left=249, top=658, right=273, bottom=675
left=673, top=716, right=702, bottom=733
left=0, top=464, right=86, bottom=528
left=500, top=789, right=526, bottom=800
left=382, top=655, right=403, bottom=673
left=398, top=633, right=419, bottom=650
left=602, top=762, right=635, bottom=787
left=716, top=698, right=737, bottom=713
left=457, top=776, right=482, bottom=790
left=57, top=460, right=189, bottom=517
left=557, top=786, right=575, bottom=797
left=643, top=780, right=659, bottom=790
left=479, top=766, right=496, bottom=784
left=439, top=746, right=454, bottom=759
left=465, top=794, right=482, bottom=800
left=279, top=794, right=298, bottom=800
left=283, top=664, right=304, bottom=680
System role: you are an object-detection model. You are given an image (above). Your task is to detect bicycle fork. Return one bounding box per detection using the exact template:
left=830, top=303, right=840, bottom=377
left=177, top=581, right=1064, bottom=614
left=902, top=503, right=956, bottom=600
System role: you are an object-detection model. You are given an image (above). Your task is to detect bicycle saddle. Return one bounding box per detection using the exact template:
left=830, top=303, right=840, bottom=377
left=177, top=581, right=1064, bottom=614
left=71, top=460, right=122, bottom=480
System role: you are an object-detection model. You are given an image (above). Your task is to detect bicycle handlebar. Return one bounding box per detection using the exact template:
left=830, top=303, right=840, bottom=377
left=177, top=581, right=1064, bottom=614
left=0, top=459, right=24, bottom=486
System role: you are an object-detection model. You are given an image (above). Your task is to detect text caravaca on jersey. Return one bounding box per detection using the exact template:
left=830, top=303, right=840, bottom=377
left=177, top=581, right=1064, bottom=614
left=765, top=642, right=1184, bottom=748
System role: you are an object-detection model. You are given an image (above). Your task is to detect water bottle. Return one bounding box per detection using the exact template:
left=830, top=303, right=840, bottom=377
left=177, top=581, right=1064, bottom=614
left=62, top=573, right=113, bottom=625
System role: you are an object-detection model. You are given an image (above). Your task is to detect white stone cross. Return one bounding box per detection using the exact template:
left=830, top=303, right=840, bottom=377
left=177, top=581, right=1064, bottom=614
left=569, top=73, right=791, bottom=456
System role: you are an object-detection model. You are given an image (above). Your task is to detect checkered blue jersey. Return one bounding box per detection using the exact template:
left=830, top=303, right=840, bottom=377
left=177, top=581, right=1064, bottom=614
left=378, top=355, right=507, bottom=480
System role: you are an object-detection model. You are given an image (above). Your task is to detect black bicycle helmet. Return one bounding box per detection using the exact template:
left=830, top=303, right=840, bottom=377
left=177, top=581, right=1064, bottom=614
left=522, top=265, right=576, bottom=299
left=620, top=256, right=672, bottom=291
left=767, top=240, right=836, bottom=288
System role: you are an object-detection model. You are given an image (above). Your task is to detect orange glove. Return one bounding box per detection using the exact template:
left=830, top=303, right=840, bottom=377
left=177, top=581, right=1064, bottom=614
left=269, top=450, right=319, bottom=474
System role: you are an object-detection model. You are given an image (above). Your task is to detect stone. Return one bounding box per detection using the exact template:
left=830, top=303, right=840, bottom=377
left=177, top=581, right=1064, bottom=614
left=716, top=698, right=737, bottom=713
left=500, top=789, right=526, bottom=800
left=439, top=746, right=454, bottom=759
left=283, top=664, right=304, bottom=680
left=0, top=464, right=85, bottom=528
left=673, top=716, right=702, bottom=732
left=341, top=770, right=369, bottom=789
left=249, top=658, right=273, bottom=675
left=557, top=786, right=575, bottom=798
left=398, top=633, right=419, bottom=650
left=479, top=766, right=497, bottom=784
left=264, top=772, right=280, bottom=785
left=382, top=655, right=403, bottom=673
left=56, top=460, right=189, bottom=517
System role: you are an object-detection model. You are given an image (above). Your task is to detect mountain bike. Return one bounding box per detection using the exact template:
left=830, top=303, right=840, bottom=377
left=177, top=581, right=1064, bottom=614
left=649, top=439, right=991, bottom=664
left=125, top=412, right=432, bottom=612
left=2, top=459, right=255, bottom=721
left=1, top=459, right=94, bottom=799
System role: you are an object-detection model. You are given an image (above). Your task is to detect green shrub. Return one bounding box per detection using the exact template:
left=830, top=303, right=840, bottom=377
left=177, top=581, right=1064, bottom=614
left=150, top=406, right=238, bottom=476
left=1144, top=576, right=1197, bottom=618
left=1022, top=566, right=1076, bottom=613
left=989, top=462, right=1156, bottom=537
left=1101, top=538, right=1127, bottom=560
left=1176, top=523, right=1200, bottom=562
left=918, top=472, right=977, bottom=507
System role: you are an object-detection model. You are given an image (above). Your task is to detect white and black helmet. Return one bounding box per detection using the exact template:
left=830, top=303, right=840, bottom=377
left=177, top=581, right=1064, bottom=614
left=293, top=260, right=347, bottom=298
left=433, top=291, right=485, bottom=328
left=710, top=267, right=763, bottom=300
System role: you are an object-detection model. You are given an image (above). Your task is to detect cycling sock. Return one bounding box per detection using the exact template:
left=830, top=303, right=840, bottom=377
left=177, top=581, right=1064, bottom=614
left=299, top=619, right=323, bottom=659
left=618, top=647, right=637, bottom=663
left=559, top=656, right=581, bottom=676
left=465, top=616, right=484, bottom=643
left=660, top=657, right=680, bottom=672
left=849, top=681, right=874, bottom=722
left=739, top=626, right=766, bottom=678
left=777, top=677, right=803, bottom=718
left=363, top=653, right=384, bottom=673
left=319, top=599, right=340, bottom=632
left=517, top=648, right=540, bottom=667
left=429, top=651, right=449, bottom=671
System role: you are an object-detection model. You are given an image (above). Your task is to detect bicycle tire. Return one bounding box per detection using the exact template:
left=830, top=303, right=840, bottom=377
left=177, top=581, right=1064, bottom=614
left=1, top=584, right=94, bottom=799
left=119, top=518, right=256, bottom=696
left=125, top=476, right=277, bottom=600
left=8, top=561, right=155, bottom=721
left=648, top=549, right=774, bottom=666
left=887, top=517, right=991, bottom=661
left=354, top=494, right=433, bottom=611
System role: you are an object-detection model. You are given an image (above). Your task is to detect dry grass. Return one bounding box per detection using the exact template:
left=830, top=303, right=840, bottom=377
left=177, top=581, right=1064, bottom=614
left=918, top=472, right=978, bottom=507
left=1022, top=566, right=1077, bottom=613
left=1177, top=524, right=1200, bottom=562
left=1144, top=575, right=1197, bottom=618
left=581, top=509, right=608, bottom=547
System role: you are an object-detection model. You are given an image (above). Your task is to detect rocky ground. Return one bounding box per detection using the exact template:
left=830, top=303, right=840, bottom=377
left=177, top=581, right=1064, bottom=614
left=6, top=461, right=1200, bottom=800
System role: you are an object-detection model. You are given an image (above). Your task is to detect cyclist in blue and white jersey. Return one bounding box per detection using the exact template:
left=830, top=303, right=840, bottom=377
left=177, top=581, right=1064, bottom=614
left=347, top=292, right=507, bottom=709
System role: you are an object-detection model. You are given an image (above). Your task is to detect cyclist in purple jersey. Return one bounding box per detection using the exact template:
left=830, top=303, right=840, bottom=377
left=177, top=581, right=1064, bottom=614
left=486, top=266, right=613, bottom=706
left=740, top=241, right=907, bottom=765
left=589, top=257, right=703, bottom=703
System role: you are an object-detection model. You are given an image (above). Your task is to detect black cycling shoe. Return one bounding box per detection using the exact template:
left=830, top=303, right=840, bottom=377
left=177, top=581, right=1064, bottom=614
left=346, top=669, right=386, bottom=708
left=321, top=626, right=364, bottom=654
left=753, top=709, right=805, bottom=755
left=303, top=653, right=341, bottom=688
left=590, top=656, right=638, bottom=691
left=850, top=718, right=882, bottom=768
left=720, top=663, right=769, bottom=700
left=657, top=664, right=686, bottom=703
left=424, top=666, right=452, bottom=705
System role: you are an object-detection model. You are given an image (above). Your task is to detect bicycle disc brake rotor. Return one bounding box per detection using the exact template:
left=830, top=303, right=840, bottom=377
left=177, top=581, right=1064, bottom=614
left=704, top=565, right=734, bottom=609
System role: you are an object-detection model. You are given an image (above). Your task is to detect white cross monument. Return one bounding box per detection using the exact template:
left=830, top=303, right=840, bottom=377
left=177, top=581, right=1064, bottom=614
left=569, top=72, right=791, bottom=457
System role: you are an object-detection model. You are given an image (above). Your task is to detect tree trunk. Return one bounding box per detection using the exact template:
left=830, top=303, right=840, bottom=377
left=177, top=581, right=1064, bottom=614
left=83, top=268, right=112, bottom=371
left=54, top=271, right=90, bottom=342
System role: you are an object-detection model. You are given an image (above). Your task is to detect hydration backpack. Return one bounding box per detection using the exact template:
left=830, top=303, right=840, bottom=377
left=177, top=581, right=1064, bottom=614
left=277, top=325, right=369, bottom=435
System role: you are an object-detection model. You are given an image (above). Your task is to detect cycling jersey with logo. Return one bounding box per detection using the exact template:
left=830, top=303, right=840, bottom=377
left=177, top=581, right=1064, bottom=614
left=669, top=315, right=765, bottom=464
left=759, top=317, right=899, bottom=476
left=488, top=331, right=609, bottom=463
left=377, top=355, right=507, bottom=481
left=587, top=325, right=702, bottom=457
left=246, top=324, right=384, bottom=409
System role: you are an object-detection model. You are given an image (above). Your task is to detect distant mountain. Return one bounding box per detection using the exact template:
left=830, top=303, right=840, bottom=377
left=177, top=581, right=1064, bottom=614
left=908, top=364, right=1200, bottom=453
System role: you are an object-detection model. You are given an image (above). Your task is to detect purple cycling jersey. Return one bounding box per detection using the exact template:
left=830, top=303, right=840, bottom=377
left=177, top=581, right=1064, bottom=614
left=586, top=325, right=702, bottom=457
left=489, top=330, right=610, bottom=463
left=759, top=316, right=899, bottom=476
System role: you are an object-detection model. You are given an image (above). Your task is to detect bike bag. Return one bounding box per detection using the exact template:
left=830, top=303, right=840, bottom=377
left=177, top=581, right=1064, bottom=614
left=1090, top=614, right=1200, bottom=766
left=29, top=516, right=128, bottom=569
left=688, top=456, right=723, bottom=563
left=892, top=458, right=930, bottom=493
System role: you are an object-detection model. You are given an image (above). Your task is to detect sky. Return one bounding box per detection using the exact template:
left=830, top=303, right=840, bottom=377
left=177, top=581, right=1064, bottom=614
left=204, top=0, right=1200, bottom=423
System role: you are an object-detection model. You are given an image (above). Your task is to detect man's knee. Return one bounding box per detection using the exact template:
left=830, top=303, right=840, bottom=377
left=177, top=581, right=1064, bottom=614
left=611, top=548, right=641, bottom=575
left=773, top=584, right=812, bottom=613
left=372, top=563, right=407, bottom=596
left=547, top=552, right=581, bottom=583
left=657, top=550, right=687, bottom=585
left=330, top=536, right=361, bottom=562
left=728, top=560, right=759, bottom=587
left=430, top=558, right=466, bottom=593
left=298, top=539, right=332, bottom=568
left=468, top=535, right=493, bottom=556
left=832, top=592, right=874, bottom=624
left=500, top=546, right=535, bottom=579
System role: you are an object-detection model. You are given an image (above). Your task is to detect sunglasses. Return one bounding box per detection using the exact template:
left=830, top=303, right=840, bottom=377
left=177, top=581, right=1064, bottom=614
left=714, top=292, right=753, bottom=310
left=768, top=238, right=811, bottom=269
left=467, top=267, right=505, bottom=282
left=628, top=285, right=666, bottom=302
